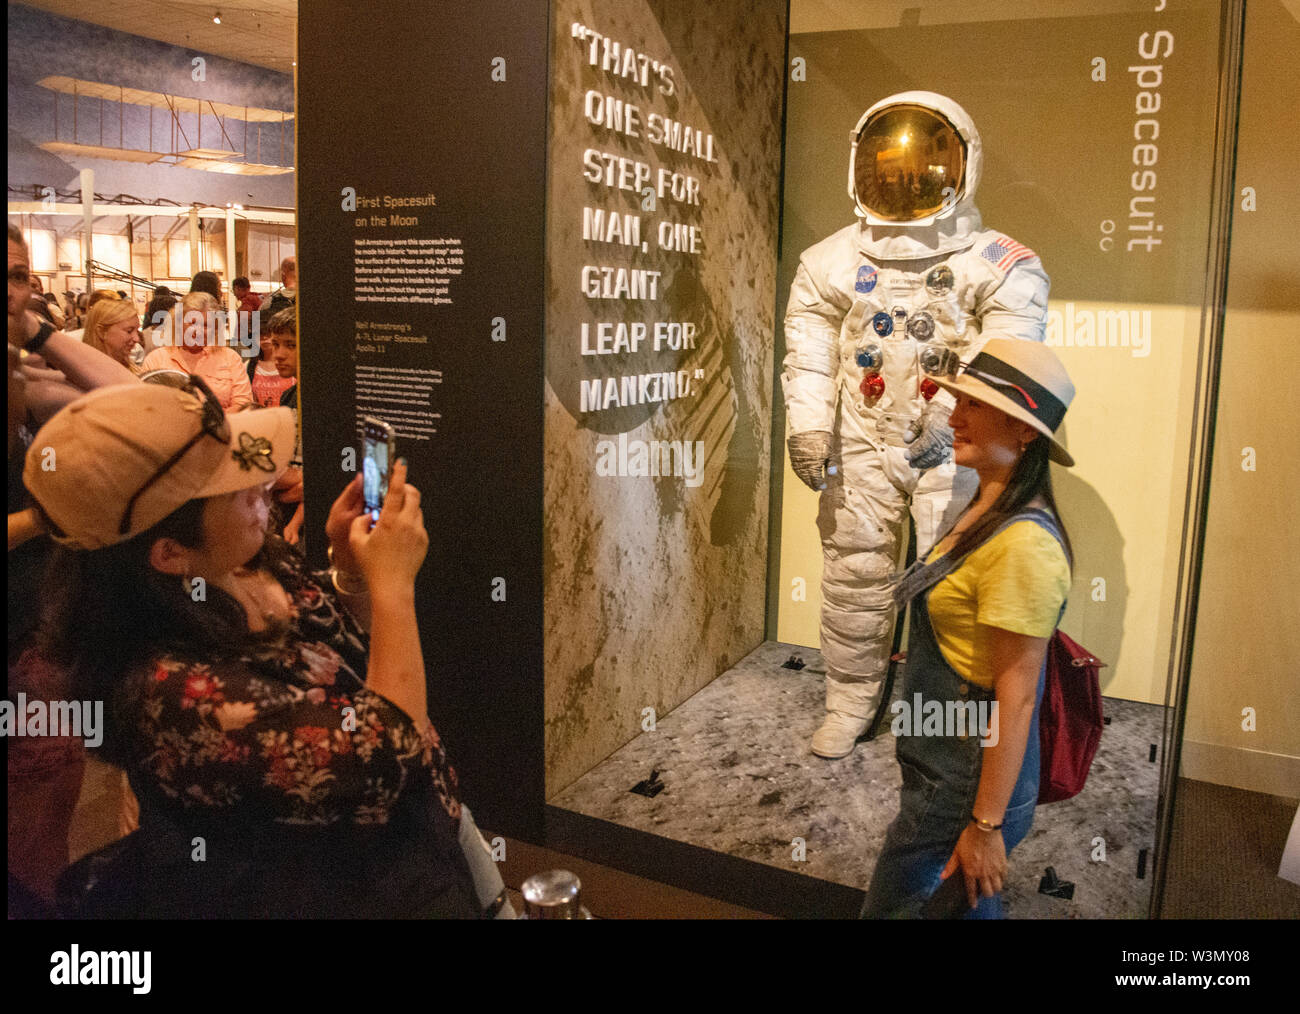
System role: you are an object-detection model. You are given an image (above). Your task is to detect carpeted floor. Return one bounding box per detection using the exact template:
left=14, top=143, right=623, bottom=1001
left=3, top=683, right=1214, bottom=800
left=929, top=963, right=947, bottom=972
left=1160, top=777, right=1300, bottom=919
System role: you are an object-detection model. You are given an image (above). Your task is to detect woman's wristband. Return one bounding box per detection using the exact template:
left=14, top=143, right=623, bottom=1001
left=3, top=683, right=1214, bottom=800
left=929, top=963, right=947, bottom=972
left=25, top=319, right=57, bottom=354
left=971, top=814, right=1003, bottom=832
left=330, top=566, right=368, bottom=597
left=326, top=545, right=367, bottom=596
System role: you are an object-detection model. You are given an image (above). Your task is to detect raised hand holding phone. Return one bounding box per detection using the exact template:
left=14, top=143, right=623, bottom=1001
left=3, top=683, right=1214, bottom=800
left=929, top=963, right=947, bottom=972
left=325, top=475, right=365, bottom=577
left=349, top=459, right=428, bottom=597
left=348, top=458, right=431, bottom=732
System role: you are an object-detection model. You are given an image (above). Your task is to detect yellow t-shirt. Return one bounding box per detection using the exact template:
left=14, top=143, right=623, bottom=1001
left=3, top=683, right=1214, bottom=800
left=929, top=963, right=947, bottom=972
left=925, top=520, right=1070, bottom=689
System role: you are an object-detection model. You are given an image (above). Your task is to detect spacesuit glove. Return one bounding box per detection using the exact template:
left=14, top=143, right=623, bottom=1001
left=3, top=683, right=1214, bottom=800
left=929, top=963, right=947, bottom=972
left=787, top=430, right=833, bottom=491
left=904, top=402, right=954, bottom=470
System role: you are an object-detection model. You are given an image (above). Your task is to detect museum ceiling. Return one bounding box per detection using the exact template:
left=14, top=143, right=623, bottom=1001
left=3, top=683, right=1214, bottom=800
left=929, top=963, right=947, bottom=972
left=13, top=0, right=296, bottom=72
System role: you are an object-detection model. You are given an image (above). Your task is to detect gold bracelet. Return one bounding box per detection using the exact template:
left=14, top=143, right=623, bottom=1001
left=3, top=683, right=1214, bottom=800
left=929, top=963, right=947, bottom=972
left=329, top=566, right=367, bottom=597
left=326, top=545, right=367, bottom=595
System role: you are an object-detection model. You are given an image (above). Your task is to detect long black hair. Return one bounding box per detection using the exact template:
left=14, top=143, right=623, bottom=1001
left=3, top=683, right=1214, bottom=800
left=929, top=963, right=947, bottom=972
left=38, top=499, right=296, bottom=767
left=944, top=434, right=1073, bottom=568
left=142, top=292, right=177, bottom=330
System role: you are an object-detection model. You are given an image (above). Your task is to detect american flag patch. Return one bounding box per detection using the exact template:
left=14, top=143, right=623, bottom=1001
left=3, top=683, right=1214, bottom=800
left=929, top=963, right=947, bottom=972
left=979, top=235, right=1035, bottom=272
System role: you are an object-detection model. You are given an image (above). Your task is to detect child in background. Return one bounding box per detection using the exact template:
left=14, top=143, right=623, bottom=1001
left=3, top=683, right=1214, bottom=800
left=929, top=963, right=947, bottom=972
left=249, top=332, right=296, bottom=408
left=265, top=308, right=304, bottom=544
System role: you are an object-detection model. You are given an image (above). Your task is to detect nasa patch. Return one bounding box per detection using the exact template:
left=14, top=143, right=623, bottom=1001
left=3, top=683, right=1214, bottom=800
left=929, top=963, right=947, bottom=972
left=855, top=265, right=878, bottom=294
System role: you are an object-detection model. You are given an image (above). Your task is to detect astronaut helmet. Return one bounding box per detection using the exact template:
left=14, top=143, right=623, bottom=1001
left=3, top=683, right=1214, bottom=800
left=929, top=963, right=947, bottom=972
left=847, top=91, right=983, bottom=228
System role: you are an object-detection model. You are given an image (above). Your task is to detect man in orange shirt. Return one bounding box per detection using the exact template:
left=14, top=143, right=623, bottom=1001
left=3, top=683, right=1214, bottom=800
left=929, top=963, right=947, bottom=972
left=232, top=276, right=261, bottom=316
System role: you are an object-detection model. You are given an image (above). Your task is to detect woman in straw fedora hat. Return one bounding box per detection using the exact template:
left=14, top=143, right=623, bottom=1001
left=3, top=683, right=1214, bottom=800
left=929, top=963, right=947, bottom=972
left=24, top=380, right=507, bottom=917
left=862, top=337, right=1076, bottom=919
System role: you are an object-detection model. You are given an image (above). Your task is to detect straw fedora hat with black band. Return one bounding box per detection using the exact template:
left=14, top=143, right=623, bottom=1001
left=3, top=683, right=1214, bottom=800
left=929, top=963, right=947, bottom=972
left=933, top=337, right=1076, bottom=467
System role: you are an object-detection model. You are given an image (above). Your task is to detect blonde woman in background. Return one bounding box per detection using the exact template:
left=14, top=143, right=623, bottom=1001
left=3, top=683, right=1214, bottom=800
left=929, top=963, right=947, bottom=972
left=140, top=291, right=252, bottom=410
left=83, top=297, right=143, bottom=372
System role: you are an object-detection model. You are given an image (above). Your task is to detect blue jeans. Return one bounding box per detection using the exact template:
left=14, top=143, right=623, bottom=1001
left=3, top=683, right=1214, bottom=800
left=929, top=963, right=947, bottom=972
left=860, top=536, right=1048, bottom=920
left=861, top=717, right=1042, bottom=918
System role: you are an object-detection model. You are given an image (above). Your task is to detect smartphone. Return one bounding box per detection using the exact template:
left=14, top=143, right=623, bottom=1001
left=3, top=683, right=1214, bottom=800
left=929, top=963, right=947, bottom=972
left=361, top=416, right=397, bottom=522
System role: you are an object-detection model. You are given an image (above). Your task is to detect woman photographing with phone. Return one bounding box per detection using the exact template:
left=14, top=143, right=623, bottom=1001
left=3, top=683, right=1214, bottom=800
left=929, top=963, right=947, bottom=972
left=862, top=338, right=1076, bottom=919
left=28, top=380, right=507, bottom=917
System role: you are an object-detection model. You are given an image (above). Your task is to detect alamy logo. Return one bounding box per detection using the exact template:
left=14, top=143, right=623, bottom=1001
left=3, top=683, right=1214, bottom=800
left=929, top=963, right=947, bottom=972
left=595, top=433, right=705, bottom=487
left=1, top=694, right=103, bottom=747
left=891, top=693, right=1000, bottom=747
left=1045, top=302, right=1151, bottom=358
left=49, top=946, right=151, bottom=993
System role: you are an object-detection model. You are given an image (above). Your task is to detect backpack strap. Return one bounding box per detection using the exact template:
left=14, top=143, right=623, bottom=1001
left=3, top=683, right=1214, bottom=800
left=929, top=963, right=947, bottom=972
left=1011, top=508, right=1069, bottom=625
left=893, top=506, right=1066, bottom=608
left=1013, top=507, right=1064, bottom=553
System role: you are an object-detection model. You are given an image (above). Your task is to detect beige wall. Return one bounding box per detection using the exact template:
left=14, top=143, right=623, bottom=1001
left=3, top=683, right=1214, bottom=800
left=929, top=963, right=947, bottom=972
left=1181, top=1, right=1300, bottom=796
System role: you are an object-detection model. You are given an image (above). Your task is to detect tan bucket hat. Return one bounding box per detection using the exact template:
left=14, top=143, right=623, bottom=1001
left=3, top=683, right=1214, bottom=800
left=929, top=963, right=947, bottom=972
left=933, top=337, right=1076, bottom=466
left=24, top=375, right=294, bottom=549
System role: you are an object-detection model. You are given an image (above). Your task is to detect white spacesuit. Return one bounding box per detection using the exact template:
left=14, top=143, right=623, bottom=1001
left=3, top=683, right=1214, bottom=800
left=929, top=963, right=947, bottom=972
left=783, top=91, right=1050, bottom=758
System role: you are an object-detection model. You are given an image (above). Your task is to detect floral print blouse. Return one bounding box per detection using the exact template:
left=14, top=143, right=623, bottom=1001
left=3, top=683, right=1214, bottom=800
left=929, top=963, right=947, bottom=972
left=126, top=554, right=462, bottom=834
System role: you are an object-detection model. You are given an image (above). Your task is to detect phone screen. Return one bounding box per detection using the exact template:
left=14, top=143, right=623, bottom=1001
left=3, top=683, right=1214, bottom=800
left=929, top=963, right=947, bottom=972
left=361, top=418, right=394, bottom=522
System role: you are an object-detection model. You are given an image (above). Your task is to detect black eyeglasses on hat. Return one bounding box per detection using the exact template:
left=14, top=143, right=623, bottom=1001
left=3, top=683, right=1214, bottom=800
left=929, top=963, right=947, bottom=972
left=117, top=374, right=230, bottom=537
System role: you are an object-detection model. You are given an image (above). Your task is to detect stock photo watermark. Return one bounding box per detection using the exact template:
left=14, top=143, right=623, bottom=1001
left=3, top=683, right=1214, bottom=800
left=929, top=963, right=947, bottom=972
left=1, top=694, right=104, bottom=748
left=594, top=433, right=706, bottom=487
left=891, top=693, right=1000, bottom=747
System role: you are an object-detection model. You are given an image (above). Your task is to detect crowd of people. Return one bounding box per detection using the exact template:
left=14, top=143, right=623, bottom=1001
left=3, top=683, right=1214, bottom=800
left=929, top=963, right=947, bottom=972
left=21, top=257, right=299, bottom=400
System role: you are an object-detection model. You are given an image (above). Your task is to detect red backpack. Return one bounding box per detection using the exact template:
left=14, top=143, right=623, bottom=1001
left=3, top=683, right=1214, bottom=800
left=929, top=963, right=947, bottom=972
left=1038, top=629, right=1105, bottom=803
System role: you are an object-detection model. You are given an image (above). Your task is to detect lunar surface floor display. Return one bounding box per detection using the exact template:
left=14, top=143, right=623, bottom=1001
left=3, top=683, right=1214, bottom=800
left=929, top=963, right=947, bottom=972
left=550, top=640, right=1161, bottom=918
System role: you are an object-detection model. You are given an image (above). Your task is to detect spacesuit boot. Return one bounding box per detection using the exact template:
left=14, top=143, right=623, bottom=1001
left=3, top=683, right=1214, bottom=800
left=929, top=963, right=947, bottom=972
left=811, top=669, right=886, bottom=758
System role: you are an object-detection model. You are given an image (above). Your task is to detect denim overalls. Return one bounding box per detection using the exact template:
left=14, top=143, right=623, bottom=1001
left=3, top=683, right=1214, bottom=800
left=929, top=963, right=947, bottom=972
left=861, top=508, right=1064, bottom=919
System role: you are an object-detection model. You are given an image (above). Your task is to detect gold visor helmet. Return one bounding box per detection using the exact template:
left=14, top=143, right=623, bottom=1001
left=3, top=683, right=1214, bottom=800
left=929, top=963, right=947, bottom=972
left=851, top=103, right=967, bottom=223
